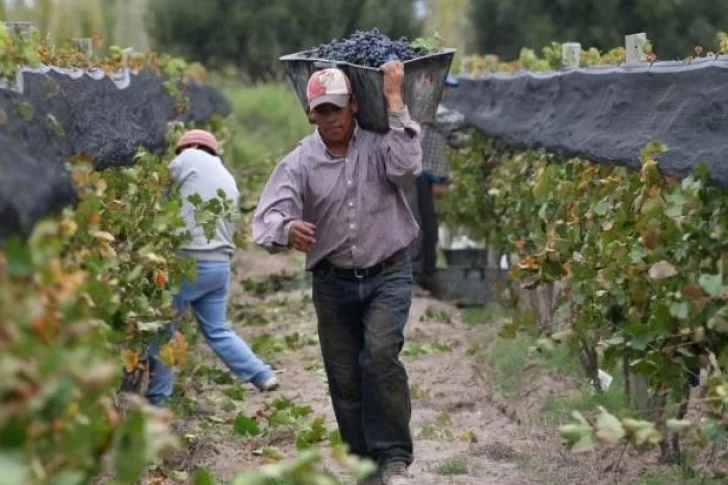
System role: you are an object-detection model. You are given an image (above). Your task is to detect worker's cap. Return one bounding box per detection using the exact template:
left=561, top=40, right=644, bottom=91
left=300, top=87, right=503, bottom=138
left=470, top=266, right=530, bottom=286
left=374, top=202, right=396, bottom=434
left=176, top=129, right=218, bottom=154
left=445, top=75, right=459, bottom=87
left=306, top=68, right=353, bottom=110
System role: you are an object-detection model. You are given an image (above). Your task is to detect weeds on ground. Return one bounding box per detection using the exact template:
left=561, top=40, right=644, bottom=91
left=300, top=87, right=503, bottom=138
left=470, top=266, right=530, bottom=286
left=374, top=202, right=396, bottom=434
left=402, top=340, right=453, bottom=357
left=420, top=305, right=453, bottom=324
left=434, top=457, right=469, bottom=475
left=474, top=322, right=628, bottom=425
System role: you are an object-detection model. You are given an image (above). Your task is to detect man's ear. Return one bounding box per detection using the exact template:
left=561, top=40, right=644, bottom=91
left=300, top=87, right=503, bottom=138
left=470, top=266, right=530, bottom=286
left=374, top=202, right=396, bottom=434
left=351, top=95, right=358, bottom=115
left=306, top=107, right=316, bottom=125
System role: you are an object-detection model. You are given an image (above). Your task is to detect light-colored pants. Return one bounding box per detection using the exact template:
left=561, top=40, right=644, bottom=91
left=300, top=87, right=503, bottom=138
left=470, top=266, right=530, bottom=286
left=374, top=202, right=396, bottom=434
left=146, top=259, right=273, bottom=405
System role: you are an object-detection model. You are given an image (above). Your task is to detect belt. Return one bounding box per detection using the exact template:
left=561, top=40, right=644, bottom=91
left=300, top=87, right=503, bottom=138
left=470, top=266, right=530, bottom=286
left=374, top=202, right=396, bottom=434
left=315, top=248, right=408, bottom=281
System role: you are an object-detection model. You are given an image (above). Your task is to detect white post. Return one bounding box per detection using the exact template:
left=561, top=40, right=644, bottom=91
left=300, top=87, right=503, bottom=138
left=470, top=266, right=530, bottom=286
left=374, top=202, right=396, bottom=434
left=121, top=47, right=134, bottom=67
left=625, top=33, right=648, bottom=64
left=4, top=21, right=34, bottom=39
left=561, top=42, right=581, bottom=68
left=73, top=38, right=94, bottom=59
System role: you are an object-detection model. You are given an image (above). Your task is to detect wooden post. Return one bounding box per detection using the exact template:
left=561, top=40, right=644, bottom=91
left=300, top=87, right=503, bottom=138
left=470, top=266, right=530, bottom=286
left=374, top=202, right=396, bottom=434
left=73, top=38, right=94, bottom=59
left=561, top=43, right=581, bottom=68
left=4, top=21, right=34, bottom=39
left=625, top=33, right=648, bottom=64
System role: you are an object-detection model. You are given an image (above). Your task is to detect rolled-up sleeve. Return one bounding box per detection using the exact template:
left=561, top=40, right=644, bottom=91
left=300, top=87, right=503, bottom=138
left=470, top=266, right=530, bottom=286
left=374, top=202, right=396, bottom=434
left=252, top=152, right=304, bottom=253
left=379, top=107, right=423, bottom=187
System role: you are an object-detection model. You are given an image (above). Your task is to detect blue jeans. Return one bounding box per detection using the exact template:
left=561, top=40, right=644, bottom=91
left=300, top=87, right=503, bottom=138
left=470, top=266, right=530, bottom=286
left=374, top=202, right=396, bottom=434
left=312, top=255, right=414, bottom=467
left=146, top=259, right=274, bottom=405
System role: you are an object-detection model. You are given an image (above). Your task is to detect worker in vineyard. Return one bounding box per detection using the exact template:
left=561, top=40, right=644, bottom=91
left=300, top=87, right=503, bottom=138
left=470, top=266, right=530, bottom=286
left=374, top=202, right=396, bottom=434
left=253, top=62, right=420, bottom=485
left=146, top=129, right=279, bottom=407
left=406, top=75, right=469, bottom=293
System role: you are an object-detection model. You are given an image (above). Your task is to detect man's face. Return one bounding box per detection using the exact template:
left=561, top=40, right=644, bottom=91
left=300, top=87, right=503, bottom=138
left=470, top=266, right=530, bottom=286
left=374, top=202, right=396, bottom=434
left=309, top=99, right=357, bottom=146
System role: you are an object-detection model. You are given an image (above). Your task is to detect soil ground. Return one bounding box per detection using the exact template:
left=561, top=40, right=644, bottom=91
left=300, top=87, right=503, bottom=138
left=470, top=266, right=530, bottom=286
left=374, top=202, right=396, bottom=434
left=142, top=249, right=724, bottom=485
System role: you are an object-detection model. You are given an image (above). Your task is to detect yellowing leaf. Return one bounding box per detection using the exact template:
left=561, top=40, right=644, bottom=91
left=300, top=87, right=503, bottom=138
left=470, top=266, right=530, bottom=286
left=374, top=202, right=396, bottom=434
left=159, top=332, right=188, bottom=368
left=666, top=419, right=692, bottom=433
left=122, top=348, right=140, bottom=373
left=97, top=242, right=117, bottom=258
left=90, top=230, right=115, bottom=242
left=143, top=252, right=167, bottom=264
left=153, top=268, right=168, bottom=289
left=594, top=407, right=625, bottom=445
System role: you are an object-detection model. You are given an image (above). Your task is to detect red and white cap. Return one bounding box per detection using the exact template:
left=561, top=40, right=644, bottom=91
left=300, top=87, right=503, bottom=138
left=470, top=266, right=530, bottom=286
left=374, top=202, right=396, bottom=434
left=306, top=68, right=352, bottom=110
left=176, top=129, right=218, bottom=154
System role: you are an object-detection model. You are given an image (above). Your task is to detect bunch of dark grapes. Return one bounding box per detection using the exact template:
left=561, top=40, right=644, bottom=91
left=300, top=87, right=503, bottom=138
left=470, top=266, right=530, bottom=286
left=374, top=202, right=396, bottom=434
left=310, top=28, right=428, bottom=67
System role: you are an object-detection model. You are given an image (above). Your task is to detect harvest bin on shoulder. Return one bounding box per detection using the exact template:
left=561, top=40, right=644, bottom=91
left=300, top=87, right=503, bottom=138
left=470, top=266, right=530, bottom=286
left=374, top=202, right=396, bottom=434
left=280, top=48, right=457, bottom=133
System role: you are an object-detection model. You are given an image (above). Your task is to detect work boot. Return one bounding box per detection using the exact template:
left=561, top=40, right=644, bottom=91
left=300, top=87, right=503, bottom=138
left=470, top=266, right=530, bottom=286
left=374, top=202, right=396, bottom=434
left=381, top=461, right=410, bottom=485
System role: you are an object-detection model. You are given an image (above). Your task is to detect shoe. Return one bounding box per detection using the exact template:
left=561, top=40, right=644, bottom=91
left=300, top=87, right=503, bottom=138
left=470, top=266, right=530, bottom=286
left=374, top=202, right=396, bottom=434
left=381, top=462, right=410, bottom=485
left=256, top=376, right=279, bottom=392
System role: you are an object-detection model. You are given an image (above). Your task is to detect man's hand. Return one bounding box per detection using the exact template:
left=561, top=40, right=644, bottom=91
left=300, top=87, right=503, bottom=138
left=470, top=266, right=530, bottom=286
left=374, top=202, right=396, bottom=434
left=380, top=60, right=405, bottom=111
left=288, top=220, right=316, bottom=253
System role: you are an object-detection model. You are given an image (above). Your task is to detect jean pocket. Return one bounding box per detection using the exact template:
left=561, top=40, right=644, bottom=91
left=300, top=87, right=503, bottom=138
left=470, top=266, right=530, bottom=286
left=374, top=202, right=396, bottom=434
left=383, top=258, right=413, bottom=282
left=312, top=267, right=334, bottom=283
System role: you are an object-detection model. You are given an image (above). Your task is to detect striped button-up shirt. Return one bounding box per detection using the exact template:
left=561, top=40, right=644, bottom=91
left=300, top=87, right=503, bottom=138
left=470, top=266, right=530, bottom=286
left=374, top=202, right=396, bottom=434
left=252, top=108, right=423, bottom=270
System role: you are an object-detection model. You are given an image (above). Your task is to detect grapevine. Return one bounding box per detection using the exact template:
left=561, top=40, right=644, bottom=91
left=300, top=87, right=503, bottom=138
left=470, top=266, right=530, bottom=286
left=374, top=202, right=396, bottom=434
left=444, top=33, right=728, bottom=466
left=0, top=27, right=231, bottom=484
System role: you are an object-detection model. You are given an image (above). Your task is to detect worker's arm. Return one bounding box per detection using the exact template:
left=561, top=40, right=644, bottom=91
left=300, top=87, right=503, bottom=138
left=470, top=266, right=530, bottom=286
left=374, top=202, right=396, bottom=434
left=252, top=150, right=305, bottom=253
left=377, top=60, right=423, bottom=188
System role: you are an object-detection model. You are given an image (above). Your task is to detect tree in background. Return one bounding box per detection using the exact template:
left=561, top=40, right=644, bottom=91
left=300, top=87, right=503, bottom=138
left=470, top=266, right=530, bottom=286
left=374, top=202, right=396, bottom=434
left=0, top=0, right=150, bottom=50
left=422, top=0, right=471, bottom=70
left=468, top=0, right=728, bottom=60
left=146, top=0, right=422, bottom=82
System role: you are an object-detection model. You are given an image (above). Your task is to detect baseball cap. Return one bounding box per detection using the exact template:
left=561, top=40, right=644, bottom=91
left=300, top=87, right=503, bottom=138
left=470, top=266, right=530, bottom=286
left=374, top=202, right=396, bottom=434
left=307, top=68, right=353, bottom=110
left=176, top=129, right=218, bottom=154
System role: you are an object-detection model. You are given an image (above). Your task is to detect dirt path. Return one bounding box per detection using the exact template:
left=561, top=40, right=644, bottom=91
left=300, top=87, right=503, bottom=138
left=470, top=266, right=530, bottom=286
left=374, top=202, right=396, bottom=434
left=156, top=250, right=567, bottom=484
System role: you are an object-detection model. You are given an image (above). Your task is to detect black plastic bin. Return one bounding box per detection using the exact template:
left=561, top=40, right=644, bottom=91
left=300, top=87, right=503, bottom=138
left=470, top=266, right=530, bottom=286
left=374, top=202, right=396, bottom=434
left=279, top=48, right=457, bottom=133
left=431, top=267, right=510, bottom=307
left=443, top=248, right=489, bottom=268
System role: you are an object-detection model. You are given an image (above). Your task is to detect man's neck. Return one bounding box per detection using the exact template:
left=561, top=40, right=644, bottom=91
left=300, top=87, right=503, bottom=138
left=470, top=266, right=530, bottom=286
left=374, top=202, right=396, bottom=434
left=321, top=126, right=356, bottom=157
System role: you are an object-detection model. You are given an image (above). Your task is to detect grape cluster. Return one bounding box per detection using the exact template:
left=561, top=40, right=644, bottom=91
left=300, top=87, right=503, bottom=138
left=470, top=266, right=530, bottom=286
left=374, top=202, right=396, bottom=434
left=309, top=28, right=427, bottom=68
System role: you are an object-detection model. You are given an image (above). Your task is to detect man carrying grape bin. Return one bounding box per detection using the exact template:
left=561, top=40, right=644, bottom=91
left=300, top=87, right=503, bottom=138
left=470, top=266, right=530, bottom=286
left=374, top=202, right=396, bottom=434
left=253, top=60, right=421, bottom=485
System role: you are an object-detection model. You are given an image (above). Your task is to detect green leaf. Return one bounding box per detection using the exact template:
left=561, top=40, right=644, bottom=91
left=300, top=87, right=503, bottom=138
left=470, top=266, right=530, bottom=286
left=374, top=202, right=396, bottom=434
left=708, top=306, right=728, bottom=333
left=0, top=452, right=32, bottom=485
left=268, top=410, right=293, bottom=427
left=233, top=415, right=261, bottom=436
left=594, top=407, right=626, bottom=445
left=669, top=301, right=689, bottom=319
left=559, top=423, right=594, bottom=453
left=329, top=429, right=344, bottom=446
left=171, top=470, right=189, bottom=482
left=48, top=471, right=86, bottom=485
left=296, top=416, right=327, bottom=450
left=194, top=468, right=216, bottom=485
left=699, top=273, right=723, bottom=298
left=622, top=419, right=662, bottom=446
left=114, top=411, right=148, bottom=484
left=666, top=419, right=692, bottom=433
left=593, top=198, right=611, bottom=216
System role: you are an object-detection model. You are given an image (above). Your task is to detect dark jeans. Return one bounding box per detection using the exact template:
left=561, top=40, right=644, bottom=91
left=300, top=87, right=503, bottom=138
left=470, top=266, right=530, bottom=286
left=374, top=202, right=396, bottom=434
left=312, top=257, right=414, bottom=467
left=407, top=175, right=438, bottom=286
